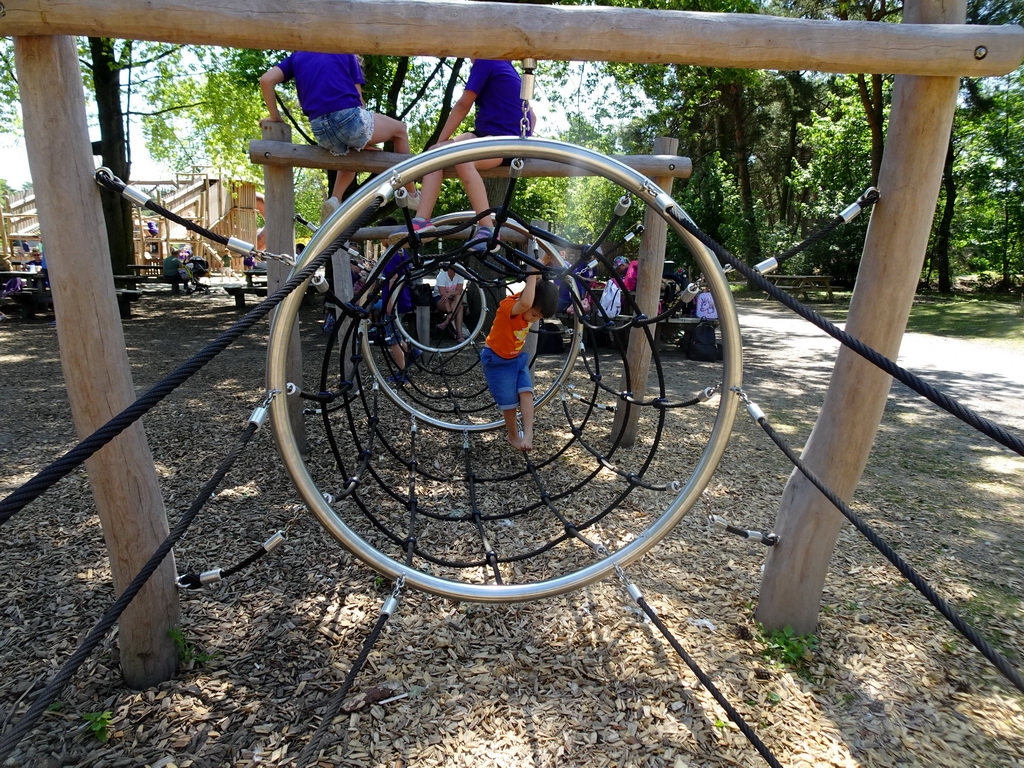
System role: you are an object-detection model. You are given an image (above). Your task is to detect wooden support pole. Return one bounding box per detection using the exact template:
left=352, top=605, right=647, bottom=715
left=756, top=0, right=966, bottom=636
left=610, top=137, right=677, bottom=448
left=262, top=120, right=305, bottom=454
left=1, top=0, right=1021, bottom=77
left=250, top=142, right=692, bottom=180
left=14, top=35, right=179, bottom=688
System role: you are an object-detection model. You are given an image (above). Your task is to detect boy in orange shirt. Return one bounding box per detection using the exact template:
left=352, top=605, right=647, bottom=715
left=481, top=269, right=559, bottom=451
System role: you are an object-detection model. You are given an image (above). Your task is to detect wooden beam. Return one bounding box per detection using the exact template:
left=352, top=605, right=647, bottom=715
left=756, top=0, right=966, bottom=635
left=250, top=141, right=693, bottom=180
left=1, top=0, right=1021, bottom=76
left=14, top=34, right=180, bottom=688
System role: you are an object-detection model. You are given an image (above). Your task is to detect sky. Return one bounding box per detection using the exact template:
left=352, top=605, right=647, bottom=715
left=1, top=125, right=172, bottom=191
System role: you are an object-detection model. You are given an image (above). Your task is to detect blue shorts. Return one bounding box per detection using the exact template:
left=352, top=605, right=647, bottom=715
left=480, top=347, right=532, bottom=411
left=382, top=313, right=404, bottom=346
left=311, top=107, right=374, bottom=156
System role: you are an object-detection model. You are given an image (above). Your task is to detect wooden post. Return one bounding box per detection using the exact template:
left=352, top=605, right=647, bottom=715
left=328, top=209, right=356, bottom=387
left=14, top=35, right=179, bottom=688
left=610, top=136, right=677, bottom=447
left=262, top=120, right=306, bottom=454
left=756, top=0, right=966, bottom=635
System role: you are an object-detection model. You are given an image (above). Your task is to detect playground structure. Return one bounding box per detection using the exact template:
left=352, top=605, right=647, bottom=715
left=1, top=171, right=261, bottom=272
left=1, top=0, right=1023, bottom=764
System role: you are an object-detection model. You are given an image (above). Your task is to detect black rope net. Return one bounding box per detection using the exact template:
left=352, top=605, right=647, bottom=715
left=270, top=138, right=742, bottom=601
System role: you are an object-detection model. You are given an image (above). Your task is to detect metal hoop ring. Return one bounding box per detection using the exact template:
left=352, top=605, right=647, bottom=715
left=267, top=136, right=742, bottom=603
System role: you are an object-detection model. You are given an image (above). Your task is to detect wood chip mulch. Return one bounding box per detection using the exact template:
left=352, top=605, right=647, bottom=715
left=1, top=288, right=1022, bottom=768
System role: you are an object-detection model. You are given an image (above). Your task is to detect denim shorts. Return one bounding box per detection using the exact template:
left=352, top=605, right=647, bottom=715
left=311, top=107, right=374, bottom=156
left=382, top=313, right=403, bottom=346
left=480, top=347, right=533, bottom=411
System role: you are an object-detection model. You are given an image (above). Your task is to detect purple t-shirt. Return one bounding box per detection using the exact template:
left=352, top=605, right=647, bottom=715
left=465, top=59, right=533, bottom=137
left=276, top=52, right=365, bottom=120
left=382, top=249, right=413, bottom=315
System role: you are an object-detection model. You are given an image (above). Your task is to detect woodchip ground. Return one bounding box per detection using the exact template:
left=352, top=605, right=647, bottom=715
left=1, top=288, right=1022, bottom=767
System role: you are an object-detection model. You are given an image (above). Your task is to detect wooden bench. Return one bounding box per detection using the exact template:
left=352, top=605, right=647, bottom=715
left=224, top=283, right=268, bottom=308
left=8, top=288, right=142, bottom=320
left=766, top=274, right=834, bottom=301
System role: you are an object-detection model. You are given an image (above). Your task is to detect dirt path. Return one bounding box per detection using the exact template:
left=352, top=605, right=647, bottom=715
left=0, top=291, right=1022, bottom=768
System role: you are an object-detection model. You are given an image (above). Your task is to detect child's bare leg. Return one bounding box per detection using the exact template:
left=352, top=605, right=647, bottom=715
left=517, top=390, right=535, bottom=451
left=502, top=407, right=524, bottom=450
left=454, top=303, right=465, bottom=337
left=389, top=343, right=406, bottom=370
left=456, top=157, right=503, bottom=227
left=331, top=170, right=356, bottom=201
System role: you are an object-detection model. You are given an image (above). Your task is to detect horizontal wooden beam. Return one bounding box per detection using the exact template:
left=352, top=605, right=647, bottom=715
left=3, top=0, right=1022, bottom=76
left=248, top=140, right=692, bottom=179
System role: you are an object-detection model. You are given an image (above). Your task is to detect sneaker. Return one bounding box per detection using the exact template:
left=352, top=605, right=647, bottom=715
left=406, top=190, right=421, bottom=211
left=320, top=196, right=341, bottom=224
left=409, top=347, right=423, bottom=364
left=468, top=226, right=494, bottom=252
left=387, top=371, right=409, bottom=386
left=410, top=217, right=432, bottom=233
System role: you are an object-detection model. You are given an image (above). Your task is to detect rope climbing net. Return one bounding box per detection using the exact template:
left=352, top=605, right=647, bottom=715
left=268, top=137, right=744, bottom=603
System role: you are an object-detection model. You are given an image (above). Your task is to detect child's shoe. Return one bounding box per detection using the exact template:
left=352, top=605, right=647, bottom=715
left=406, top=190, right=421, bottom=211
left=468, top=226, right=494, bottom=252
left=320, top=196, right=341, bottom=224
left=410, top=217, right=432, bottom=233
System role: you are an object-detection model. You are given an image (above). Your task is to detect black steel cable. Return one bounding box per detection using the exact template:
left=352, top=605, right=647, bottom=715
left=753, top=412, right=1024, bottom=694
left=294, top=607, right=395, bottom=767
left=0, top=200, right=381, bottom=525
left=667, top=208, right=1024, bottom=458
left=0, top=421, right=260, bottom=762
left=633, top=595, right=784, bottom=768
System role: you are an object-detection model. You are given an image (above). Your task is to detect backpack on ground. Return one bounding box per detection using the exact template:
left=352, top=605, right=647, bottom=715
left=536, top=322, right=565, bottom=355
left=686, top=319, right=722, bottom=361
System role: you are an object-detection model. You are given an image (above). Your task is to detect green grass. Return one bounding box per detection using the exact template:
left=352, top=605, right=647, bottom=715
left=733, top=288, right=1024, bottom=352
left=905, top=298, right=1024, bottom=351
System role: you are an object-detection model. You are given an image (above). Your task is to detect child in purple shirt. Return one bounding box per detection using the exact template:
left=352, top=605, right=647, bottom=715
left=411, top=59, right=536, bottom=250
left=259, top=52, right=417, bottom=207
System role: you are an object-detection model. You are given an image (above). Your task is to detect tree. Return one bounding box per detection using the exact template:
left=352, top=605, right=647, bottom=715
left=0, top=37, right=186, bottom=272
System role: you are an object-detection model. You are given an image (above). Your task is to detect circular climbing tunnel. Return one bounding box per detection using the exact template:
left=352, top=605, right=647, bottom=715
left=267, top=137, right=743, bottom=602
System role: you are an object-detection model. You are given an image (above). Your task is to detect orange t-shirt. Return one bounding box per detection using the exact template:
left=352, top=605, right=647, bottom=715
left=485, top=294, right=531, bottom=359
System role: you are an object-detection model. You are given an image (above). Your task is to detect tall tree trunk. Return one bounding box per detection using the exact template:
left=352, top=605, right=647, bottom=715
left=89, top=37, right=134, bottom=274
left=935, top=136, right=956, bottom=293
left=857, top=73, right=887, bottom=184
left=724, top=82, right=761, bottom=282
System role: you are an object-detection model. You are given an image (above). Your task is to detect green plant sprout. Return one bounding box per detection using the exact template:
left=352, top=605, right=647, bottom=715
left=168, top=626, right=219, bottom=666
left=82, top=711, right=113, bottom=743
left=758, top=624, right=819, bottom=676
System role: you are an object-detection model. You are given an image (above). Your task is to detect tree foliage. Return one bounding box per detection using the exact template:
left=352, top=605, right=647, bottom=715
left=0, top=1, right=1020, bottom=291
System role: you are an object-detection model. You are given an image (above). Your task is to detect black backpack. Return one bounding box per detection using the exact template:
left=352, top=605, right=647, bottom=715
left=536, top=322, right=565, bottom=355
left=686, top=319, right=722, bottom=361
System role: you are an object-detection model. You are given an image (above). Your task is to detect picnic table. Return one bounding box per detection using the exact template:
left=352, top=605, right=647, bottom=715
left=244, top=269, right=268, bottom=287
left=112, top=274, right=147, bottom=290
left=0, top=270, right=47, bottom=291
left=765, top=274, right=834, bottom=301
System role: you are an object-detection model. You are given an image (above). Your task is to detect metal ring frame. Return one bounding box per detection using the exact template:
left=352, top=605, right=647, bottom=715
left=358, top=217, right=581, bottom=432
left=267, top=136, right=742, bottom=603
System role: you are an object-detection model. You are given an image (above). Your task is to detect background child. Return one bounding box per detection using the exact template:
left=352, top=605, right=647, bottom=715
left=410, top=59, right=536, bottom=249
left=259, top=52, right=417, bottom=212
left=480, top=269, right=558, bottom=451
